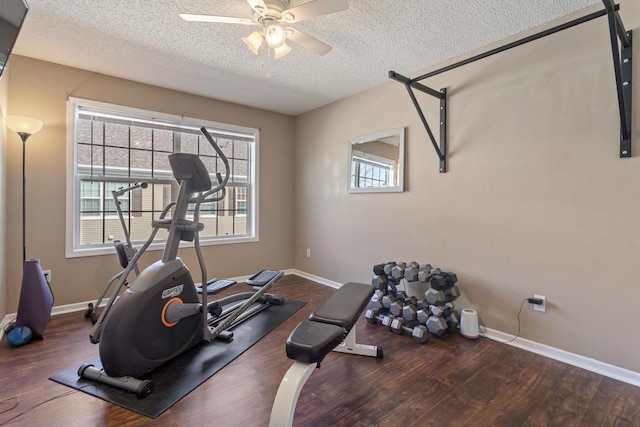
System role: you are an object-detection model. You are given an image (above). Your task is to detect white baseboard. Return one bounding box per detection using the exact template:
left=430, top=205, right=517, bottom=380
left=289, top=269, right=342, bottom=289
left=482, top=327, right=640, bottom=388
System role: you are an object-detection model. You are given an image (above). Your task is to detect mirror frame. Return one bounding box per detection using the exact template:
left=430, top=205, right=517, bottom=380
left=348, top=127, right=405, bottom=193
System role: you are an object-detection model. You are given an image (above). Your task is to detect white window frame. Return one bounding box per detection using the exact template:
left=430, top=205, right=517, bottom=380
left=351, top=152, right=394, bottom=188
left=65, top=97, right=259, bottom=258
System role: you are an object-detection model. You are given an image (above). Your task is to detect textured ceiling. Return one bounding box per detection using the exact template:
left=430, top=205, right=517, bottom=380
left=14, top=0, right=600, bottom=116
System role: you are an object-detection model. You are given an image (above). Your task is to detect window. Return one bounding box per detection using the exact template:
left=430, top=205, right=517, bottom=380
left=66, top=98, right=258, bottom=257
left=80, top=181, right=131, bottom=218
left=350, top=156, right=393, bottom=188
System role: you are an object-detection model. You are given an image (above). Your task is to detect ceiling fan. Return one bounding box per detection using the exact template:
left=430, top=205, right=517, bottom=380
left=180, top=0, right=349, bottom=58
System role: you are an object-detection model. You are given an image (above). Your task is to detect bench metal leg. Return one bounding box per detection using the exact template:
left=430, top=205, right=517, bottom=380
left=332, top=327, right=383, bottom=359
left=269, top=360, right=317, bottom=427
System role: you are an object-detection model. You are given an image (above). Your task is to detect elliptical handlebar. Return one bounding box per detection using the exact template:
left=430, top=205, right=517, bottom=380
left=198, top=127, right=230, bottom=203
left=112, top=181, right=148, bottom=198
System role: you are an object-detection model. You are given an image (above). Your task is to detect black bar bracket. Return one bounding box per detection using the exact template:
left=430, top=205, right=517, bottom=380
left=603, top=0, right=632, bottom=156
left=389, top=71, right=447, bottom=173
left=389, top=1, right=633, bottom=169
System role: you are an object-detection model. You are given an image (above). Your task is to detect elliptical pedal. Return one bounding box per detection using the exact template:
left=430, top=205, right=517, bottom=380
left=246, top=269, right=281, bottom=286
left=196, top=278, right=237, bottom=294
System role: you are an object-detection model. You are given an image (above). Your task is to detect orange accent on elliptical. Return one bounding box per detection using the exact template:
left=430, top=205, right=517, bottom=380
left=161, top=297, right=183, bottom=327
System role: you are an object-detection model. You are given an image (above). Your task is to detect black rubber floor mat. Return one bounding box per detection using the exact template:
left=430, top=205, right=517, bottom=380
left=50, top=300, right=305, bottom=418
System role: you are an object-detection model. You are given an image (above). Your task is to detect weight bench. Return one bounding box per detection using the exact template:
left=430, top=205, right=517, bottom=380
left=269, top=282, right=383, bottom=427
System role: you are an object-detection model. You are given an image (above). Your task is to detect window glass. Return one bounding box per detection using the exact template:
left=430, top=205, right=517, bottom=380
left=68, top=98, right=257, bottom=255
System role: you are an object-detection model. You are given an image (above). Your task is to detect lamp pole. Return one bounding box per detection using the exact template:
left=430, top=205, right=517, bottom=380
left=6, top=116, right=44, bottom=264
left=18, top=132, right=28, bottom=263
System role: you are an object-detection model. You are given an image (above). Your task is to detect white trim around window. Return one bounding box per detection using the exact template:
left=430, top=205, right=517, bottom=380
left=65, top=97, right=259, bottom=258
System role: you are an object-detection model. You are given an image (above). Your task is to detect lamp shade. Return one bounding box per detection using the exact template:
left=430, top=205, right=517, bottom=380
left=243, top=31, right=264, bottom=55
left=6, top=115, right=44, bottom=138
left=274, top=43, right=292, bottom=59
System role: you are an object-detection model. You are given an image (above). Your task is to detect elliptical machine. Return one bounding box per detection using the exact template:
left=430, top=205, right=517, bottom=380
left=78, top=127, right=283, bottom=396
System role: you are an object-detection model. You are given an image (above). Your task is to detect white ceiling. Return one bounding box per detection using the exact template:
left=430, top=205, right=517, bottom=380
left=14, top=0, right=600, bottom=116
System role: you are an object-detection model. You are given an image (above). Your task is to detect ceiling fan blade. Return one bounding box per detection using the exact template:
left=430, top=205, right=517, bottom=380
left=281, top=0, right=348, bottom=23
left=180, top=14, right=257, bottom=25
left=285, top=27, right=332, bottom=56
left=246, top=0, right=268, bottom=16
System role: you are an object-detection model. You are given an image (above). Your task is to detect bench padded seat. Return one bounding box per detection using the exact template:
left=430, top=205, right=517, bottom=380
left=309, top=282, right=373, bottom=331
left=286, top=320, right=344, bottom=364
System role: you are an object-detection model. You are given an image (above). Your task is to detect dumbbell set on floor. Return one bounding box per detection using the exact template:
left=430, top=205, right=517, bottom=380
left=366, top=261, right=462, bottom=344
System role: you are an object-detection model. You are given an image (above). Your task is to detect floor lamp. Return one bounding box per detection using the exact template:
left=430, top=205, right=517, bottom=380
left=6, top=115, right=52, bottom=342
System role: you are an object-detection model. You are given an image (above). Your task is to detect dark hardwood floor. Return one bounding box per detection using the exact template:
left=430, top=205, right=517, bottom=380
left=1, top=274, right=639, bottom=426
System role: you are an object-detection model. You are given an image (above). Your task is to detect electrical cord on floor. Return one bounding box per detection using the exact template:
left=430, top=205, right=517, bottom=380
left=0, top=397, right=20, bottom=414
left=478, top=298, right=527, bottom=344
left=0, top=386, right=88, bottom=426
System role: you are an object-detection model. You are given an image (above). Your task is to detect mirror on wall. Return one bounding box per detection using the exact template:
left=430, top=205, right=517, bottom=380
left=348, top=127, right=405, bottom=193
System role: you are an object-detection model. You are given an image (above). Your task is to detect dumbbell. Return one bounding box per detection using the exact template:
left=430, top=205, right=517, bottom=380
left=389, top=317, right=430, bottom=344
left=401, top=303, right=417, bottom=322
left=365, top=308, right=384, bottom=325
left=445, top=310, right=460, bottom=332
left=425, top=315, right=448, bottom=337
left=444, top=284, right=461, bottom=302
left=381, top=294, right=396, bottom=310
left=404, top=262, right=419, bottom=281
left=383, top=262, right=397, bottom=277
left=429, top=302, right=454, bottom=318
left=429, top=274, right=454, bottom=291
left=418, top=264, right=433, bottom=282
left=371, top=275, right=388, bottom=293
left=389, top=299, right=404, bottom=317
left=373, top=263, right=386, bottom=276
left=367, top=308, right=404, bottom=329
left=382, top=314, right=396, bottom=331
left=417, top=307, right=430, bottom=325
left=391, top=264, right=405, bottom=281
left=425, top=288, right=446, bottom=305
left=368, top=295, right=384, bottom=312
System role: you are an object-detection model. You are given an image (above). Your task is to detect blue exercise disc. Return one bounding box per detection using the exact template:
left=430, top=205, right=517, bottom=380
left=7, top=325, right=32, bottom=347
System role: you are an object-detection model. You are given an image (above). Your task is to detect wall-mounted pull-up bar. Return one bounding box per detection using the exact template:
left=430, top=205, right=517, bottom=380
left=390, top=0, right=632, bottom=173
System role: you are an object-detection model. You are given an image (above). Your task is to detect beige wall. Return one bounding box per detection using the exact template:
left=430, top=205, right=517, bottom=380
left=294, top=1, right=640, bottom=373
left=5, top=55, right=295, bottom=309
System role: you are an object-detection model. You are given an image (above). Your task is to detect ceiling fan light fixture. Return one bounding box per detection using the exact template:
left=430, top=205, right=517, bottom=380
left=264, top=24, right=286, bottom=48
left=273, top=43, right=292, bottom=59
left=243, top=31, right=264, bottom=55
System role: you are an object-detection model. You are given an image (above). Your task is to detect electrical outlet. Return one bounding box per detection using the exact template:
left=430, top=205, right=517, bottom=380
left=306, top=248, right=311, bottom=258
left=42, top=270, right=52, bottom=283
left=533, top=294, right=546, bottom=312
